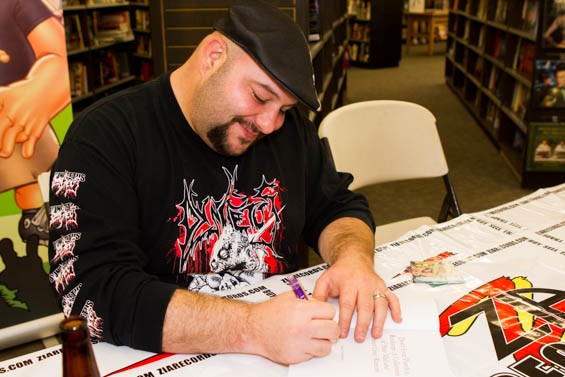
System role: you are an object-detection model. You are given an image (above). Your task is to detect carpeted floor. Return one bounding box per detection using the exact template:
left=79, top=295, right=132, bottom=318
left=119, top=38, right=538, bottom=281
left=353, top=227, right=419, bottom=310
left=343, top=43, right=534, bottom=227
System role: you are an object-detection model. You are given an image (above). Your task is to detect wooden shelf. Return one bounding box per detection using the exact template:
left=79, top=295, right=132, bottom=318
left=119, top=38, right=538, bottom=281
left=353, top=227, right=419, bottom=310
left=64, top=0, right=153, bottom=114
left=347, top=0, right=403, bottom=67
left=446, top=0, right=565, bottom=188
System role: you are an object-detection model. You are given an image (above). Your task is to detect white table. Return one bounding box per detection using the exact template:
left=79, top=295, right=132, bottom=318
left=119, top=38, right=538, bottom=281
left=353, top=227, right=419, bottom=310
left=2, top=184, right=564, bottom=377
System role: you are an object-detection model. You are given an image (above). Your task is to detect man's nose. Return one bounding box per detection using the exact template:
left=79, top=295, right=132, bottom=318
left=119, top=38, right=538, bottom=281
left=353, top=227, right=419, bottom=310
left=255, top=108, right=283, bottom=135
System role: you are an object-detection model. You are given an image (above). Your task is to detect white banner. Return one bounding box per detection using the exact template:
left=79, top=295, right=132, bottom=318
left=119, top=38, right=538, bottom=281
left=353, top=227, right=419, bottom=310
left=1, top=185, right=564, bottom=377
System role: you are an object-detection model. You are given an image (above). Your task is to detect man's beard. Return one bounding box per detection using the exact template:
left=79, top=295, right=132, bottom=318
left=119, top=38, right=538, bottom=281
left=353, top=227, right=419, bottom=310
left=207, top=117, right=263, bottom=156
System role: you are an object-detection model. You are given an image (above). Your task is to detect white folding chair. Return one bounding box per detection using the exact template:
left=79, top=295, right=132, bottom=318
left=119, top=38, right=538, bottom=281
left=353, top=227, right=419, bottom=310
left=318, top=100, right=461, bottom=246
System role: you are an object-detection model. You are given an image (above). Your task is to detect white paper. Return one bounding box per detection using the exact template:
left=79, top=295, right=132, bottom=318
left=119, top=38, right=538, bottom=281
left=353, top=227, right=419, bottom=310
left=289, top=288, right=453, bottom=377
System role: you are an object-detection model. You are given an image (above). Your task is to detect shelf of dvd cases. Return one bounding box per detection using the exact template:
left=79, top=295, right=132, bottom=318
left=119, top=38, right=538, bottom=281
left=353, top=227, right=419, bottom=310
left=346, top=0, right=403, bottom=67
left=63, top=1, right=138, bottom=113
left=130, top=0, right=153, bottom=82
left=446, top=0, right=565, bottom=188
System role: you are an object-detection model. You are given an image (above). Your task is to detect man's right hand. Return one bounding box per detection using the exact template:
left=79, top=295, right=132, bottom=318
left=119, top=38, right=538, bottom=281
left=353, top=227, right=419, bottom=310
left=244, top=291, right=339, bottom=365
left=162, top=289, right=339, bottom=365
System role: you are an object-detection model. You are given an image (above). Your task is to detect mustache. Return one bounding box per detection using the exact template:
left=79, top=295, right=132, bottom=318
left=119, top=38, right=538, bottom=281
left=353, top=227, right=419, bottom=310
left=232, top=116, right=261, bottom=136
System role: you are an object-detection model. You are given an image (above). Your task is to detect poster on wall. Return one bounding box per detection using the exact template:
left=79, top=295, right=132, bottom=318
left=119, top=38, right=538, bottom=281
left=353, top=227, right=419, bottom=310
left=532, top=59, right=565, bottom=108
left=542, top=0, right=565, bottom=48
left=0, top=0, right=73, bottom=348
left=526, top=122, right=565, bottom=171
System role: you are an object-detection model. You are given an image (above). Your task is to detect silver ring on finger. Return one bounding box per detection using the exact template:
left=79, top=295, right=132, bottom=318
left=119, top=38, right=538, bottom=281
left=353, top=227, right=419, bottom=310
left=373, top=292, right=387, bottom=300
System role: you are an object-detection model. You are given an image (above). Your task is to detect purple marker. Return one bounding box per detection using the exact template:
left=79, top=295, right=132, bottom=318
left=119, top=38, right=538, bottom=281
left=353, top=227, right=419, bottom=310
left=288, top=275, right=308, bottom=300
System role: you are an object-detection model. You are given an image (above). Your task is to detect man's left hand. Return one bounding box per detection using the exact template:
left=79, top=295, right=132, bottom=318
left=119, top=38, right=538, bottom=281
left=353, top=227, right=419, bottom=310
left=312, top=255, right=402, bottom=342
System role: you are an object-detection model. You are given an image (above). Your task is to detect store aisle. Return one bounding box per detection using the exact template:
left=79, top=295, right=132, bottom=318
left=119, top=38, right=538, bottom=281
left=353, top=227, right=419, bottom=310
left=343, top=44, right=533, bottom=226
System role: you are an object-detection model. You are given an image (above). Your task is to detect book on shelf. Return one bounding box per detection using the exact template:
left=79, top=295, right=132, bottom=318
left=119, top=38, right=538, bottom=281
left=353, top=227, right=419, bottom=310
left=490, top=30, right=506, bottom=60
left=473, top=57, right=484, bottom=79
left=350, top=43, right=359, bottom=61
left=463, top=19, right=470, bottom=40
left=361, top=43, right=370, bottom=63
left=495, top=72, right=506, bottom=98
left=92, top=10, right=133, bottom=46
left=136, top=34, right=152, bottom=56
left=468, top=25, right=479, bottom=45
left=139, top=60, right=152, bottom=81
left=308, top=0, right=321, bottom=42
left=349, top=0, right=371, bottom=19
left=494, top=0, right=508, bottom=24
left=351, top=23, right=370, bottom=41
left=478, top=26, right=486, bottom=49
left=511, top=39, right=521, bottom=70
left=487, top=67, right=498, bottom=90
left=518, top=88, right=530, bottom=121
left=97, top=51, right=119, bottom=85
left=69, top=61, right=88, bottom=97
left=64, top=14, right=84, bottom=51
left=408, top=0, right=425, bottom=12
left=511, top=83, right=529, bottom=120
left=521, top=0, right=539, bottom=35
left=493, top=109, right=501, bottom=131
left=134, top=9, right=150, bottom=30
left=512, top=129, right=526, bottom=151
left=485, top=100, right=497, bottom=122
left=114, top=50, right=130, bottom=78
left=462, top=48, right=469, bottom=68
left=517, top=40, right=535, bottom=77
left=362, top=24, right=370, bottom=40
left=474, top=87, right=481, bottom=108
left=476, top=0, right=488, bottom=20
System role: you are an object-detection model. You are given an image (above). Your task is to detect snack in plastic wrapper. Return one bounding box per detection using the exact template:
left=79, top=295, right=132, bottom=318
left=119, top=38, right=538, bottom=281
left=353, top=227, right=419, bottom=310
left=410, top=260, right=465, bottom=285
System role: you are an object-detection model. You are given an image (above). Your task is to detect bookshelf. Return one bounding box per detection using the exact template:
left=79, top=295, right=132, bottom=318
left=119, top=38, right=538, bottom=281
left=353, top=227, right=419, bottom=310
left=404, top=0, right=449, bottom=54
left=130, top=0, right=153, bottom=82
left=347, top=0, right=403, bottom=68
left=445, top=0, right=565, bottom=188
left=148, top=0, right=349, bottom=126
left=63, top=0, right=142, bottom=113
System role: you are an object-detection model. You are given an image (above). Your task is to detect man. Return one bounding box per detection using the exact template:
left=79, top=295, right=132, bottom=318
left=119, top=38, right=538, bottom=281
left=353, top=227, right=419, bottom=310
left=49, top=0, right=401, bottom=365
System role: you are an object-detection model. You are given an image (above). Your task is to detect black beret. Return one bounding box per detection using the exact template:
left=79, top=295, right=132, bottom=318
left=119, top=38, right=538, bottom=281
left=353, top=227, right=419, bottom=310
left=214, top=0, right=321, bottom=112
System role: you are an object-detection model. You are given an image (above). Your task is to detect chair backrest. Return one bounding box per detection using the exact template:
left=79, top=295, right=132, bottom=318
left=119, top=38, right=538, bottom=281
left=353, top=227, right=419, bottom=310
left=318, top=100, right=449, bottom=191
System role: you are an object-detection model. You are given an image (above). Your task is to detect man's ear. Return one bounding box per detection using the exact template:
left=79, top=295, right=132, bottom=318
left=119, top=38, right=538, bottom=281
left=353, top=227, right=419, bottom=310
left=199, top=35, right=228, bottom=76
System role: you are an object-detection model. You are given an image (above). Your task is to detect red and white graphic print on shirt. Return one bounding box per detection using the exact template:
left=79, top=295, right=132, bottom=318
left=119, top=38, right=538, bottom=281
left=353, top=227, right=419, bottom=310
left=50, top=169, right=103, bottom=340
left=49, top=170, right=85, bottom=293
left=171, top=166, right=287, bottom=292
left=51, top=170, right=86, bottom=199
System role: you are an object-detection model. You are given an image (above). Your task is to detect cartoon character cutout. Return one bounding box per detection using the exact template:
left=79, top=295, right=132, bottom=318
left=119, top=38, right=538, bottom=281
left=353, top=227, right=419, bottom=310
left=0, top=0, right=71, bottom=329
left=1, top=0, right=70, bottom=245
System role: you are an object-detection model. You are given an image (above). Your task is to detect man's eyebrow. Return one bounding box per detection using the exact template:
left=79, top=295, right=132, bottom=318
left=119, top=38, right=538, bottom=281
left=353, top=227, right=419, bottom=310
left=256, top=82, right=280, bottom=99
left=254, top=82, right=298, bottom=107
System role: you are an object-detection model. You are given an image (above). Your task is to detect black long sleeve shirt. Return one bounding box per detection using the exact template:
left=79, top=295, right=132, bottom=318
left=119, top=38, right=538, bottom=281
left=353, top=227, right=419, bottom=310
left=48, top=72, right=375, bottom=352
